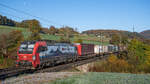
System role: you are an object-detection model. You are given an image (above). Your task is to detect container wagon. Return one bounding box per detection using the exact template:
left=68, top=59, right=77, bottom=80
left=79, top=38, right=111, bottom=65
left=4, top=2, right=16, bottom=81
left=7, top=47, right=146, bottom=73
left=74, top=43, right=94, bottom=56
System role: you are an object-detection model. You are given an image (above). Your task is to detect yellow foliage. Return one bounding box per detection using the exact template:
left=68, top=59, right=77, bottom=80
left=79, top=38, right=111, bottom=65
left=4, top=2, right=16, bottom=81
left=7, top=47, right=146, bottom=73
left=145, top=50, right=150, bottom=66
left=108, top=54, right=118, bottom=63
left=89, top=54, right=131, bottom=72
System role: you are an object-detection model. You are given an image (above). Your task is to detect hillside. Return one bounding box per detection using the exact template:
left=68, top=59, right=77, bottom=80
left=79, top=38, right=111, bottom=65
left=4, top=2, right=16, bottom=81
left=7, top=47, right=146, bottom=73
left=0, top=15, right=16, bottom=26
left=0, top=25, right=30, bottom=39
left=140, top=30, right=150, bottom=39
left=82, top=29, right=145, bottom=39
left=0, top=25, right=109, bottom=45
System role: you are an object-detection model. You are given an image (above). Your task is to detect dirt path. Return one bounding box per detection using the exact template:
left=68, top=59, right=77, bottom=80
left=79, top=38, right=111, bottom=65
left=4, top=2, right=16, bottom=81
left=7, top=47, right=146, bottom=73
left=2, top=72, right=81, bottom=84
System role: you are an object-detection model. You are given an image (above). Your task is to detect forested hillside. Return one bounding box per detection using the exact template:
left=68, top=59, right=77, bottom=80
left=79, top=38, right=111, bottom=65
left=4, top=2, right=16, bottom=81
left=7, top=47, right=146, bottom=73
left=82, top=29, right=145, bottom=39
left=0, top=15, right=16, bottom=26
left=140, top=30, right=150, bottom=39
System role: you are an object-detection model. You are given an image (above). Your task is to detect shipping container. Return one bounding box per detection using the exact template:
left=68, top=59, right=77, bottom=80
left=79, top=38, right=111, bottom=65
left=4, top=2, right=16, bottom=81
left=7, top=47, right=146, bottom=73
left=108, top=45, right=114, bottom=52
left=94, top=45, right=108, bottom=54
left=103, top=45, right=108, bottom=53
left=74, top=43, right=94, bottom=56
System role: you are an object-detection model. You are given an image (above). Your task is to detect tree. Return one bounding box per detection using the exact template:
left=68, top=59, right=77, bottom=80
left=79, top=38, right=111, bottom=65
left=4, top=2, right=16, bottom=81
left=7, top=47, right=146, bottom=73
left=110, top=34, right=120, bottom=45
left=49, top=26, right=57, bottom=35
left=73, top=39, right=83, bottom=43
left=127, top=39, right=150, bottom=72
left=0, top=30, right=24, bottom=59
left=0, top=15, right=15, bottom=26
left=58, top=26, right=78, bottom=38
left=24, top=19, right=41, bottom=40
left=110, top=33, right=129, bottom=46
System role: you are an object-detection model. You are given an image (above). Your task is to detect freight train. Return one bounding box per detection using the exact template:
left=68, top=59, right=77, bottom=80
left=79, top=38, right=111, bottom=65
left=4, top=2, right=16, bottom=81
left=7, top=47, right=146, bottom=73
left=16, top=40, right=124, bottom=69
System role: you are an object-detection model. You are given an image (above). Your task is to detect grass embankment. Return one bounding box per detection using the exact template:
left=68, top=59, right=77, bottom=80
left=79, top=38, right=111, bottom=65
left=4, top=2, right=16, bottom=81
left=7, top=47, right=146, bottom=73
left=50, top=72, right=150, bottom=84
left=0, top=25, right=109, bottom=45
left=0, top=25, right=30, bottom=39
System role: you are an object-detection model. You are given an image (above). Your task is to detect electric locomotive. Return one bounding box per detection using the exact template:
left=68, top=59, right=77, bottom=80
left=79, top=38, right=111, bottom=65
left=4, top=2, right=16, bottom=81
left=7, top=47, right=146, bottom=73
left=16, top=41, right=77, bottom=68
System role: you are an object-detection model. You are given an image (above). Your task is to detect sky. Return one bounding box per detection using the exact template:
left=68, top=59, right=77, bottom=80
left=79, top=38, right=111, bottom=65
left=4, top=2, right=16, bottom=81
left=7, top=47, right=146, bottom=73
left=0, top=0, right=150, bottom=32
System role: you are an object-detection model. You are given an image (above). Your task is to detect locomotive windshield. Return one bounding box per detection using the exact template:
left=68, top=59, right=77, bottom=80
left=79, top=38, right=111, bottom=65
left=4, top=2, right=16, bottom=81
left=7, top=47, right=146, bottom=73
left=19, top=43, right=35, bottom=54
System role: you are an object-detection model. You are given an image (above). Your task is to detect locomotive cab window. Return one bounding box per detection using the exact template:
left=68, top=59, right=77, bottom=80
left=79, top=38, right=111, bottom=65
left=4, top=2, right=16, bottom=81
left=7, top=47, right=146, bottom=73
left=37, top=46, right=47, bottom=53
left=19, top=43, right=35, bottom=54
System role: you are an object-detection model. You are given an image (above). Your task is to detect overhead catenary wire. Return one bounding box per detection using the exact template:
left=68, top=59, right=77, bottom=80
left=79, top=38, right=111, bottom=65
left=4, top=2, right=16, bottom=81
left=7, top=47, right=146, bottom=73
left=0, top=11, right=52, bottom=27
left=0, top=2, right=97, bottom=31
left=0, top=11, right=25, bottom=20
left=0, top=2, right=65, bottom=27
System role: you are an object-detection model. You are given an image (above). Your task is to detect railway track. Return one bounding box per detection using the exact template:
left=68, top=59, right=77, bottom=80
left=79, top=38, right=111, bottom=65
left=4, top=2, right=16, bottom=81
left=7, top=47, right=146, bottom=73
left=0, top=67, right=31, bottom=80
left=0, top=51, right=122, bottom=80
left=35, top=54, right=109, bottom=73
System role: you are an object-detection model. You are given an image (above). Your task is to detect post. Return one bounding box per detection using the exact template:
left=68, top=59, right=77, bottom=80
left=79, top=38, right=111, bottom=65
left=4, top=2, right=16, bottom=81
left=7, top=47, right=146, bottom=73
left=101, top=32, right=103, bottom=57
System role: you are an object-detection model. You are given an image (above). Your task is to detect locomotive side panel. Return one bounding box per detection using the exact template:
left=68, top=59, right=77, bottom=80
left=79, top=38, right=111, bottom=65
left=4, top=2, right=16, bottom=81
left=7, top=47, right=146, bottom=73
left=38, top=43, right=77, bottom=66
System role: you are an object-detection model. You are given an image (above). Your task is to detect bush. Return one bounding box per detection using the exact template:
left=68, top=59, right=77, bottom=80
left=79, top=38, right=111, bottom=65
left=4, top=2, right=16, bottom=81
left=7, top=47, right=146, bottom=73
left=89, top=54, right=131, bottom=73
left=0, top=57, right=15, bottom=69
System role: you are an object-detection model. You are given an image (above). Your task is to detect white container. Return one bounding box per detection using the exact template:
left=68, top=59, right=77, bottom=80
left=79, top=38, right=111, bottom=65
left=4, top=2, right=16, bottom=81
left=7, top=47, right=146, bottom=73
left=94, top=45, right=108, bottom=54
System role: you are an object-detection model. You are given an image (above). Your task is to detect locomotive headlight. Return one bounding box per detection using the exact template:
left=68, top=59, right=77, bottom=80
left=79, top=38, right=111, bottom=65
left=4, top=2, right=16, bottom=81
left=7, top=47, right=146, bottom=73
left=32, top=56, right=36, bottom=60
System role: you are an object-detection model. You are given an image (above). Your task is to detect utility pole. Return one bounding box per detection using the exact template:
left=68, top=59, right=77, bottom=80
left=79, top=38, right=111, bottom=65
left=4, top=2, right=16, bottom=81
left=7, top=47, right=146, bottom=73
left=132, top=25, right=135, bottom=39
left=101, top=32, right=103, bottom=57
left=120, top=30, right=122, bottom=44
left=98, top=33, right=102, bottom=56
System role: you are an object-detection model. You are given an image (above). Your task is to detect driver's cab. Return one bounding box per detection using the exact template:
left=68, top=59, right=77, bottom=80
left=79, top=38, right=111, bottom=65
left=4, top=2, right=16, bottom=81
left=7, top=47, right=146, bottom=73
left=16, top=41, right=47, bottom=68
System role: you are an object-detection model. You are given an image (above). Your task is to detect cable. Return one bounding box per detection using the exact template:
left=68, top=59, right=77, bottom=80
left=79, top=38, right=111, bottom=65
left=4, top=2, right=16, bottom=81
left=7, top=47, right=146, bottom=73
left=0, top=11, right=51, bottom=27
left=0, top=11, right=25, bottom=20
left=0, top=2, right=64, bottom=27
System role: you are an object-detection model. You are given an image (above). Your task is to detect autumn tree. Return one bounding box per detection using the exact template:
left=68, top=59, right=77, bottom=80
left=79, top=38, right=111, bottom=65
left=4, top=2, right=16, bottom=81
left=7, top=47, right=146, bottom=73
left=127, top=39, right=150, bottom=72
left=25, top=19, right=41, bottom=40
left=110, top=34, right=121, bottom=45
left=0, top=30, right=24, bottom=59
left=49, top=26, right=58, bottom=35
left=0, top=15, right=15, bottom=26
left=73, top=39, right=83, bottom=43
left=58, top=26, right=78, bottom=38
left=73, top=35, right=83, bottom=43
left=89, top=54, right=130, bottom=72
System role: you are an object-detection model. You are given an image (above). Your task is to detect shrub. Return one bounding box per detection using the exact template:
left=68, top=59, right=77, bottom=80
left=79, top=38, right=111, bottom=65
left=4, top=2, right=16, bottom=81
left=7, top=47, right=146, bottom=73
left=89, top=55, right=131, bottom=73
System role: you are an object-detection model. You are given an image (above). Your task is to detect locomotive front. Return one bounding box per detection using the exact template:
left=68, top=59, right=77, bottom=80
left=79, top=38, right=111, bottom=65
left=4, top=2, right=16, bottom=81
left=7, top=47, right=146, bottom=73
left=16, top=41, right=45, bottom=68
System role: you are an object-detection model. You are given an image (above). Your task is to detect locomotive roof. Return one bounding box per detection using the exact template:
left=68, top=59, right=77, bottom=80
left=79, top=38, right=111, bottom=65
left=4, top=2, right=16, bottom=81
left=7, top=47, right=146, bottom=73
left=21, top=41, right=36, bottom=44
left=47, top=43, right=74, bottom=46
left=21, top=40, right=55, bottom=44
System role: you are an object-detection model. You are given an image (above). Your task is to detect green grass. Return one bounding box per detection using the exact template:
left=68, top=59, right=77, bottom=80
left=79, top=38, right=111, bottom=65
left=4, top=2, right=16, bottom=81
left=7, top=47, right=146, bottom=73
left=82, top=40, right=109, bottom=45
left=0, top=25, right=30, bottom=39
left=41, top=34, right=61, bottom=41
left=0, top=25, right=110, bottom=45
left=0, top=25, right=27, bottom=31
left=50, top=72, right=150, bottom=84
